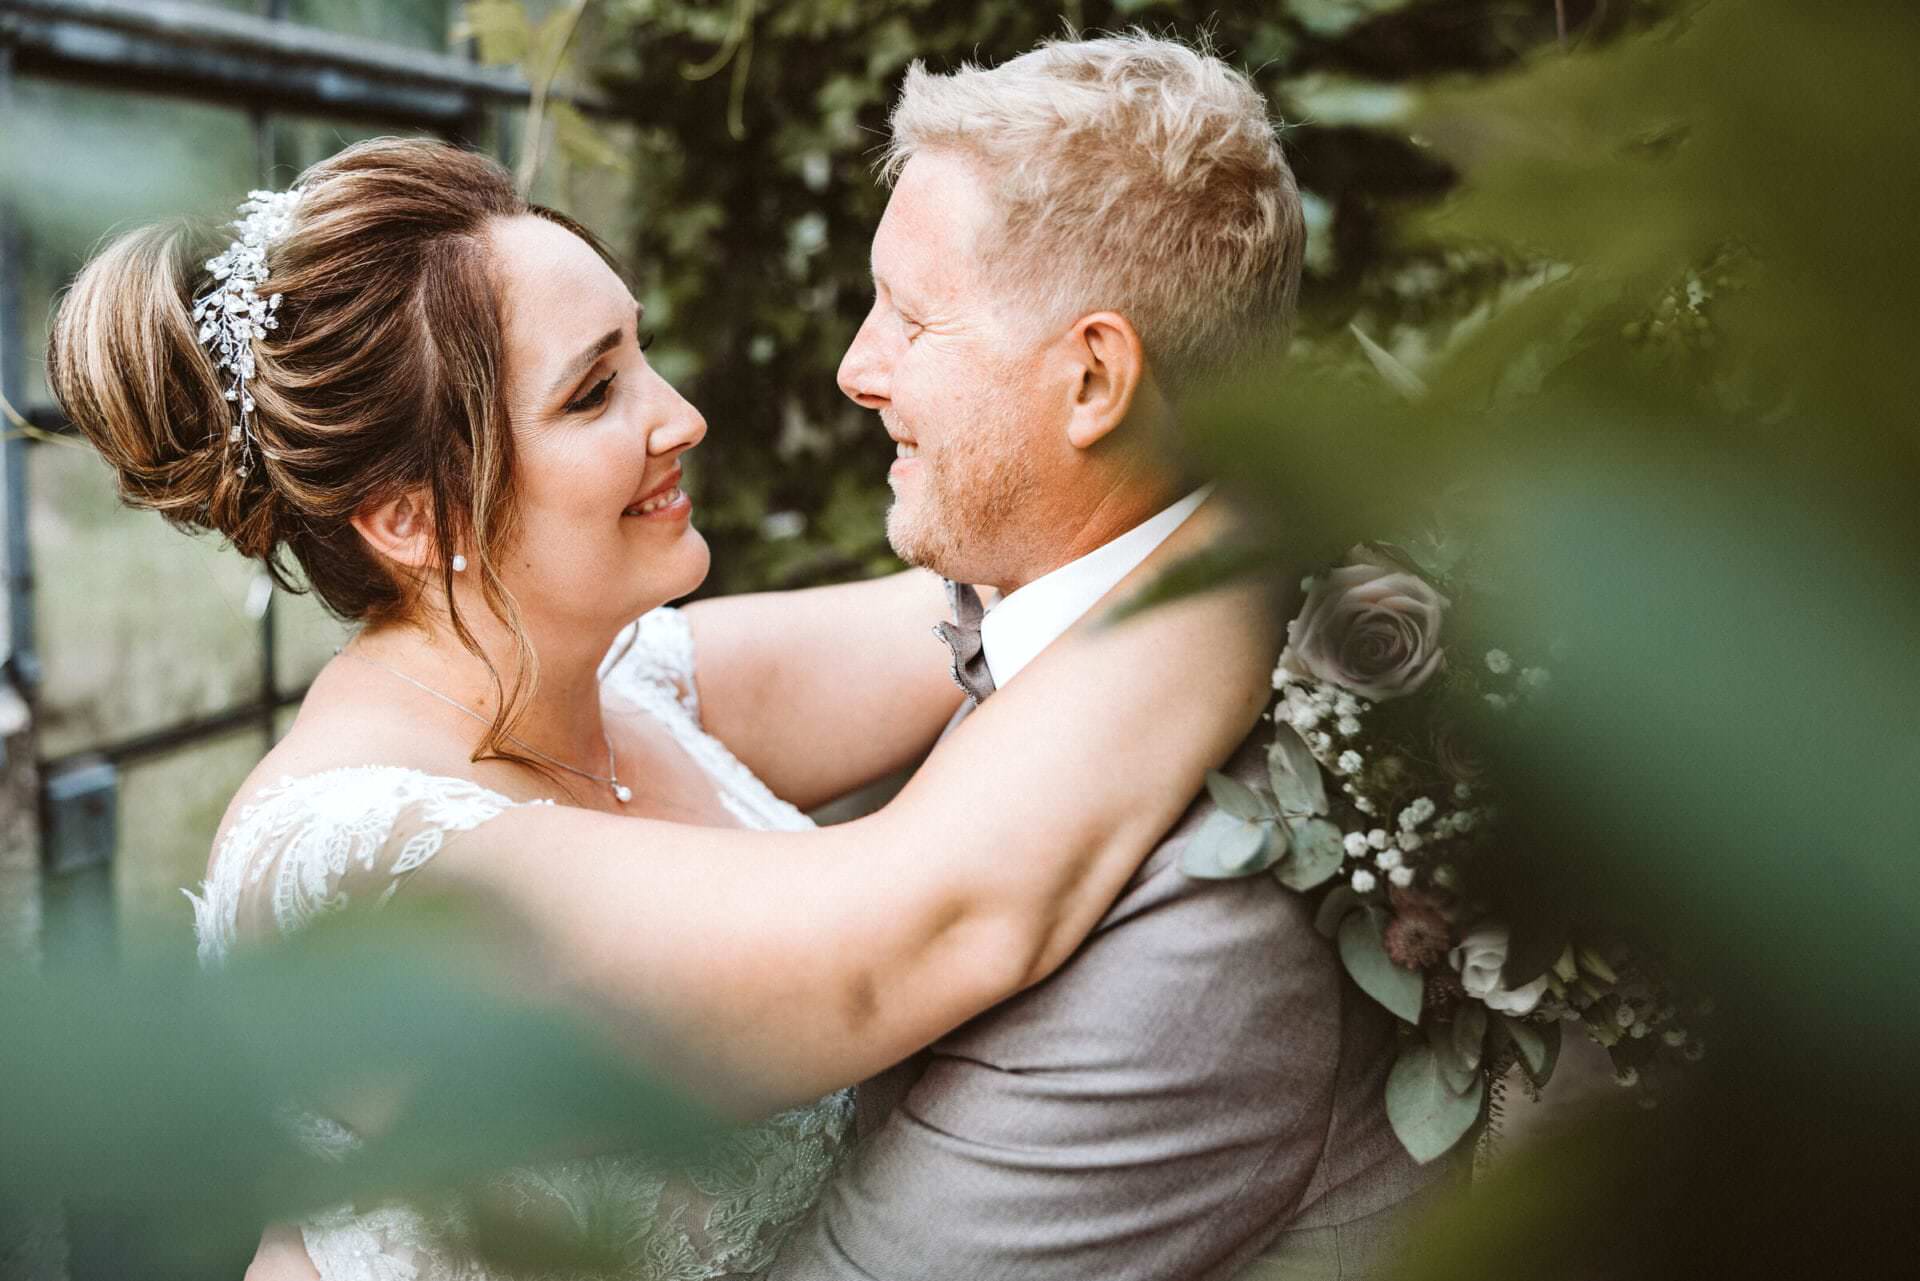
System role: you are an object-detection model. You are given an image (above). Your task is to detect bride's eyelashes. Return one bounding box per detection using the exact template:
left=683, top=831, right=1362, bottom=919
left=562, top=334, right=654, bottom=414
left=566, top=370, right=617, bottom=413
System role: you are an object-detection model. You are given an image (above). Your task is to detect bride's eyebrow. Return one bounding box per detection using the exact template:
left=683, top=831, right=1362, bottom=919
left=545, top=303, right=645, bottom=402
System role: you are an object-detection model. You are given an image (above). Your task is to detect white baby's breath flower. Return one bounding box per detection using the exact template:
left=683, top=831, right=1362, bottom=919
left=1485, top=649, right=1514, bottom=675
left=1520, top=666, right=1552, bottom=691
left=1353, top=796, right=1376, bottom=815
left=1307, top=731, right=1333, bottom=753
left=1350, top=869, right=1378, bottom=894
left=1388, top=866, right=1415, bottom=888
left=1397, top=797, right=1436, bottom=832
left=1397, top=831, right=1424, bottom=852
left=1344, top=832, right=1371, bottom=858
left=1271, top=663, right=1292, bottom=691
left=1374, top=847, right=1403, bottom=871
left=1616, top=1002, right=1638, bottom=1028
left=1484, top=693, right=1511, bottom=712
left=1662, top=1028, right=1688, bottom=1047
left=1432, top=864, right=1457, bottom=888
left=1367, top=829, right=1391, bottom=851
left=1288, top=703, right=1323, bottom=732
left=1630, top=1022, right=1650, bottom=1039
left=1615, top=1067, right=1640, bottom=1088
left=1337, top=750, right=1364, bottom=775
left=1453, top=810, right=1478, bottom=833
left=1336, top=715, right=1362, bottom=737
left=1334, top=692, right=1361, bottom=717
left=1453, top=782, right=1473, bottom=802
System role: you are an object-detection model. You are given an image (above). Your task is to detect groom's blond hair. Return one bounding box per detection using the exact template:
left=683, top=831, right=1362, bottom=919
left=883, top=31, right=1305, bottom=397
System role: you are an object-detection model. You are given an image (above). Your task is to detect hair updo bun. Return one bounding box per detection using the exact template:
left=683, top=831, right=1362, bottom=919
left=48, top=221, right=277, bottom=552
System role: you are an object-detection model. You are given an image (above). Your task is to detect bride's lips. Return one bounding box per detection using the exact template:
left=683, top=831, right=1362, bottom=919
left=622, top=466, right=691, bottom=521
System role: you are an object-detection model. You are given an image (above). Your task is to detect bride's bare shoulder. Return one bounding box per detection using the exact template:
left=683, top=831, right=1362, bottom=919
left=205, top=655, right=517, bottom=872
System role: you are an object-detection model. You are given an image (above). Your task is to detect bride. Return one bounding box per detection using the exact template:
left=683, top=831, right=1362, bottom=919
left=48, top=138, right=1275, bottom=1280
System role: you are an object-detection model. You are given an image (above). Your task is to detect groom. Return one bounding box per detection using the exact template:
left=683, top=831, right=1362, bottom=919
left=768, top=33, right=1448, bottom=1281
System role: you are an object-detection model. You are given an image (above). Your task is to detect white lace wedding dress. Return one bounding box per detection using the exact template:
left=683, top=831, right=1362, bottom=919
left=188, top=608, right=853, bottom=1281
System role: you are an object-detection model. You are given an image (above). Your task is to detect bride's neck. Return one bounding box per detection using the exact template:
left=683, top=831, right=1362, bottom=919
left=349, top=607, right=630, bottom=766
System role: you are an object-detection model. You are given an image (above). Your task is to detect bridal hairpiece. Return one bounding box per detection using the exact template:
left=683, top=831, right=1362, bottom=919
left=191, top=187, right=302, bottom=478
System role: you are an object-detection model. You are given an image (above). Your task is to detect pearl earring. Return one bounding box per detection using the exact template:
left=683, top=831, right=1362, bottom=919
left=451, top=554, right=468, bottom=573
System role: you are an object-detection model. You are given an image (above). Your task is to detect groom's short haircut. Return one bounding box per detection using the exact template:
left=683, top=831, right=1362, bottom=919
left=882, top=30, right=1305, bottom=398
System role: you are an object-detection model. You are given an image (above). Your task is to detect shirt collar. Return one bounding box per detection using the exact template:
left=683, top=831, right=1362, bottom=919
left=979, top=486, right=1213, bottom=686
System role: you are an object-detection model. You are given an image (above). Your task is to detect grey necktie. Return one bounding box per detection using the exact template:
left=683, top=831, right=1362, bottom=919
left=933, top=580, right=997, bottom=704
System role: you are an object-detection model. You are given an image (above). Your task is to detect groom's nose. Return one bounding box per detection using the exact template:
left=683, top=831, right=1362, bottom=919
left=838, top=305, right=891, bottom=410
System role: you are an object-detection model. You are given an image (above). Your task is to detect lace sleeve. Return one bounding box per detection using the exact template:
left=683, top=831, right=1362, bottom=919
left=187, top=766, right=541, bottom=968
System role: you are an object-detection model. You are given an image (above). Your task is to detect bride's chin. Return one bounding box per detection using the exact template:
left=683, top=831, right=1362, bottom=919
left=652, top=530, right=712, bottom=603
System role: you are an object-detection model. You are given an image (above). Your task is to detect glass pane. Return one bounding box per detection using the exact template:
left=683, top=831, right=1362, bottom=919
left=114, top=727, right=267, bottom=943
left=2, top=77, right=256, bottom=408
left=30, top=443, right=268, bottom=759
left=288, top=0, right=456, bottom=51
left=272, top=584, right=349, bottom=693
left=270, top=114, right=441, bottom=186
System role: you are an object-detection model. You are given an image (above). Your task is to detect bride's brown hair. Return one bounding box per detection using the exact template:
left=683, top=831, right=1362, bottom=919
left=47, top=137, right=612, bottom=764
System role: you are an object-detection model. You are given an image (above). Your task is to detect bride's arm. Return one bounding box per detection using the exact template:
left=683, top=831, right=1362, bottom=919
left=682, top=569, right=966, bottom=810
left=428, top=504, right=1282, bottom=1112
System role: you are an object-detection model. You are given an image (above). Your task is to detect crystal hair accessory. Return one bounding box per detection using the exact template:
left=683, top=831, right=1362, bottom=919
left=191, top=187, right=302, bottom=478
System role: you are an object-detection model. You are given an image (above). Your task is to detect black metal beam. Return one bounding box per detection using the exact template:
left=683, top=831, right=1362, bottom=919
left=0, top=39, right=39, bottom=692
left=40, top=686, right=308, bottom=775
left=0, top=0, right=611, bottom=127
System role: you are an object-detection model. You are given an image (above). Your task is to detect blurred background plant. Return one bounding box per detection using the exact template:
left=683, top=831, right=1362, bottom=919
left=5, top=0, right=1919, bottom=1277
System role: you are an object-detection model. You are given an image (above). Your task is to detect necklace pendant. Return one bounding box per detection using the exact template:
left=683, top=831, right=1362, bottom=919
left=613, top=783, right=633, bottom=803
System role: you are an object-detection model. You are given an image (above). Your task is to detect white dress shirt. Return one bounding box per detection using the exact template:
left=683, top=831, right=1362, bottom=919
left=979, top=486, right=1213, bottom=686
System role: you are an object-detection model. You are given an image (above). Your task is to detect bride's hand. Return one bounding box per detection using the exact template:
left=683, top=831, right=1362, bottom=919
left=429, top=497, right=1285, bottom=1113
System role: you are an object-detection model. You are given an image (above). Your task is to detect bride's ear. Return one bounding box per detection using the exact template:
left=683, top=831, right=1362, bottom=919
left=1063, top=311, right=1150, bottom=451
left=351, top=490, right=439, bottom=571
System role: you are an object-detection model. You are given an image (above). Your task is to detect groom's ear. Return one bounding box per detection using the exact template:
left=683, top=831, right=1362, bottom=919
left=1063, top=311, right=1146, bottom=451
left=351, top=490, right=438, bottom=571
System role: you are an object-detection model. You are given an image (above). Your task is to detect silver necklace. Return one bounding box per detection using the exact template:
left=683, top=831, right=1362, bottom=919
left=340, top=649, right=633, bottom=804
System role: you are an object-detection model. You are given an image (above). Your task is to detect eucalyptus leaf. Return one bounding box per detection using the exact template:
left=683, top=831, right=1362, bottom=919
left=1385, top=1043, right=1485, bottom=1165
left=1206, top=770, right=1273, bottom=821
left=1314, top=888, right=1361, bottom=939
left=1267, top=727, right=1329, bottom=818
left=1425, top=1017, right=1478, bottom=1095
left=1181, top=811, right=1283, bottom=880
left=1337, top=910, right=1425, bottom=1025
left=1275, top=817, right=1345, bottom=891
left=1452, top=1002, right=1489, bottom=1074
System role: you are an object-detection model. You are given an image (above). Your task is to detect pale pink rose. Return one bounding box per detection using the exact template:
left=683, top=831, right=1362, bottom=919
left=1280, top=547, right=1450, bottom=702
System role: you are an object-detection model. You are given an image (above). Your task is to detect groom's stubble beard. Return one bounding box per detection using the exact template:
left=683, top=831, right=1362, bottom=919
left=882, top=390, right=1042, bottom=589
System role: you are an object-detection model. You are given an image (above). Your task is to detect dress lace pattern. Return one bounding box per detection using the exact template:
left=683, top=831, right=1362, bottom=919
left=188, top=607, right=849, bottom=1281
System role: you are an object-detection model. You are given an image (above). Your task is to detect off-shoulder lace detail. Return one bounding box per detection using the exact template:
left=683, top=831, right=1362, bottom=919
left=601, top=608, right=809, bottom=832
left=187, top=767, right=539, bottom=968
left=195, top=612, right=852, bottom=1280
